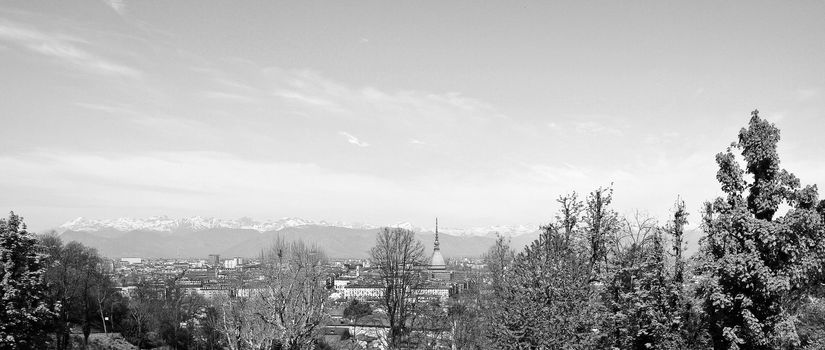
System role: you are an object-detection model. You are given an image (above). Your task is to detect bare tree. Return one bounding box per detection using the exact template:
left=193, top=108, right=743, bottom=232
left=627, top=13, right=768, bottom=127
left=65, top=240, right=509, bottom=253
left=93, top=263, right=114, bottom=335
left=370, top=227, right=426, bottom=348
left=260, top=239, right=330, bottom=349
left=612, top=211, right=659, bottom=269
left=217, top=294, right=274, bottom=350
left=128, top=295, right=155, bottom=349
left=217, top=238, right=329, bottom=350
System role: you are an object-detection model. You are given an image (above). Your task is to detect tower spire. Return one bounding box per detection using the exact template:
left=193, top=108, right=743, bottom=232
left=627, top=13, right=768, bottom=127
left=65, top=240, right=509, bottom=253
left=434, top=217, right=440, bottom=250
left=429, top=217, right=446, bottom=270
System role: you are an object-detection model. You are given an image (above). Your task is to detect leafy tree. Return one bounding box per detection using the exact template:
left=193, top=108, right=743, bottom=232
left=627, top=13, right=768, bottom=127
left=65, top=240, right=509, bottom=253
left=483, top=234, right=515, bottom=301
left=795, top=296, right=825, bottom=350
left=39, top=236, right=111, bottom=349
left=0, top=212, right=55, bottom=349
left=156, top=274, right=206, bottom=350
left=370, top=227, right=426, bottom=348
left=669, top=198, right=689, bottom=285
left=666, top=199, right=711, bottom=349
left=488, top=193, right=604, bottom=349
left=64, top=241, right=107, bottom=346
left=38, top=233, right=72, bottom=349
left=585, top=187, right=619, bottom=279
left=604, top=212, right=682, bottom=349
left=698, top=110, right=825, bottom=349
left=343, top=299, right=372, bottom=321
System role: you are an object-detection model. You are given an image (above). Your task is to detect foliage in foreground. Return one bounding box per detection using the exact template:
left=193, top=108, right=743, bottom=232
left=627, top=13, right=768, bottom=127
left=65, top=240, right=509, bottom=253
left=698, top=110, right=825, bottom=349
left=0, top=212, right=56, bottom=349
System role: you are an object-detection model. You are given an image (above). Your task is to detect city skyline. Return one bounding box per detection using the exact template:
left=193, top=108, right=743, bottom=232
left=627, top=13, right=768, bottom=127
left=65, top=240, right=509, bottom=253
left=2, top=1, right=824, bottom=232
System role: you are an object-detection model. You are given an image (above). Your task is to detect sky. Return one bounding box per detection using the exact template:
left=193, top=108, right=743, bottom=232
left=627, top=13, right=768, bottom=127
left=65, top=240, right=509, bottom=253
left=1, top=0, right=824, bottom=232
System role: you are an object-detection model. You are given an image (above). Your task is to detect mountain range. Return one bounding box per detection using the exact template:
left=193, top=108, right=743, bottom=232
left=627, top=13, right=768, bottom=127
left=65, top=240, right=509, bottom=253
left=58, top=216, right=538, bottom=237
left=55, top=216, right=704, bottom=260
left=56, top=216, right=543, bottom=259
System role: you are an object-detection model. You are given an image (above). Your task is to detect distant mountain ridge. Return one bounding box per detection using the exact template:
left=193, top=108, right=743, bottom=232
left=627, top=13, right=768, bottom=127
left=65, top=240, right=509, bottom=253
left=54, top=216, right=703, bottom=260
left=58, top=216, right=539, bottom=237
left=59, top=216, right=375, bottom=234
left=55, top=216, right=543, bottom=259
left=59, top=225, right=543, bottom=259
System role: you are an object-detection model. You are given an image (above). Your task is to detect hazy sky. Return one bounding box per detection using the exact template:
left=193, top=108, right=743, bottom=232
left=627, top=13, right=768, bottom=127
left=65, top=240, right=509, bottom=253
left=1, top=1, right=824, bottom=232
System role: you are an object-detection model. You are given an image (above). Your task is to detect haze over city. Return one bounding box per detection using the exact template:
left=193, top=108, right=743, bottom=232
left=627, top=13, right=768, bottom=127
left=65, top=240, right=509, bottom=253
left=2, top=1, right=824, bottom=233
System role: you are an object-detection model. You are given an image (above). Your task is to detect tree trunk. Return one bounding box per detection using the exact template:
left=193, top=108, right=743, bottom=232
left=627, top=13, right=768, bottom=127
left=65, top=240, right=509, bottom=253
left=99, top=308, right=107, bottom=335
left=83, top=321, right=91, bottom=349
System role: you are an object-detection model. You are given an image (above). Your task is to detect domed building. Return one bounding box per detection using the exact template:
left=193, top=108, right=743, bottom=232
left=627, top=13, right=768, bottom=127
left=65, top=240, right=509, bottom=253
left=428, top=219, right=452, bottom=282
left=429, top=218, right=446, bottom=270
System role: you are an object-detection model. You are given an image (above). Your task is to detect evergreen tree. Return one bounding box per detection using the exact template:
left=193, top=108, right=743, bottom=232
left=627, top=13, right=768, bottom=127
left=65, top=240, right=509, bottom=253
left=699, top=110, right=825, bottom=349
left=669, top=198, right=688, bottom=285
left=666, top=199, right=711, bottom=349
left=488, top=193, right=604, bottom=349
left=585, top=187, right=619, bottom=279
left=0, top=212, right=55, bottom=349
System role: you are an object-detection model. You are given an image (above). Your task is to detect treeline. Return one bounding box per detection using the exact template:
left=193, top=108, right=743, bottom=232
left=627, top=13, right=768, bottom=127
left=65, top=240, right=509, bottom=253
left=446, top=111, right=825, bottom=349
left=0, top=217, right=217, bottom=349
left=0, top=215, right=332, bottom=349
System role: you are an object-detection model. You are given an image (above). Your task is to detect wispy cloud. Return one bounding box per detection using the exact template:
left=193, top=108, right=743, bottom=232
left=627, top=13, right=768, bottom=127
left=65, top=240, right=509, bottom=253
left=101, top=0, right=127, bottom=16
left=0, top=20, right=141, bottom=79
left=338, top=131, right=370, bottom=147
left=273, top=90, right=337, bottom=108
left=260, top=67, right=499, bottom=125
left=184, top=63, right=523, bottom=172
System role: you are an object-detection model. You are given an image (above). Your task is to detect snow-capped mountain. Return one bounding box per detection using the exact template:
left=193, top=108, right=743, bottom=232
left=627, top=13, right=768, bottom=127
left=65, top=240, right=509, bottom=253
left=58, top=216, right=378, bottom=233
left=382, top=222, right=539, bottom=237
left=435, top=224, right=539, bottom=237
left=58, top=216, right=538, bottom=237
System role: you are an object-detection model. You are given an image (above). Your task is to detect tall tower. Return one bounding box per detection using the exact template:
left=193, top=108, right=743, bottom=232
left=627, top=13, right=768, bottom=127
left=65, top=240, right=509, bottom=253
left=434, top=218, right=440, bottom=250
left=429, top=218, right=446, bottom=270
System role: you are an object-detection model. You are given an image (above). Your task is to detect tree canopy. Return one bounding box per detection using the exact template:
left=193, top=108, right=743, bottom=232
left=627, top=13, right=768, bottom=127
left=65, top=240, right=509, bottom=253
left=0, top=212, right=55, bottom=349
left=699, top=110, right=825, bottom=349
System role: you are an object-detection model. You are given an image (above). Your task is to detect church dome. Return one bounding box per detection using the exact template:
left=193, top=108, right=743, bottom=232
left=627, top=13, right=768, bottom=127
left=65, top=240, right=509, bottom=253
left=430, top=250, right=446, bottom=270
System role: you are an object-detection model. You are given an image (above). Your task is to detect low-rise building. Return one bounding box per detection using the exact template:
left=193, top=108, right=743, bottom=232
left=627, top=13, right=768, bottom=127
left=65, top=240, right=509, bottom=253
left=414, top=284, right=452, bottom=302
left=343, top=283, right=384, bottom=300
left=334, top=277, right=355, bottom=292
left=198, top=284, right=233, bottom=299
